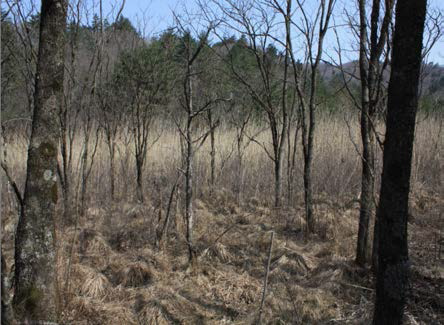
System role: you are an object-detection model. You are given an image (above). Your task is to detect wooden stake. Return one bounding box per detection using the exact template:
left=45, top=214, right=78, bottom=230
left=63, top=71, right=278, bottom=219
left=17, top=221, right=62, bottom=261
left=258, top=231, right=274, bottom=324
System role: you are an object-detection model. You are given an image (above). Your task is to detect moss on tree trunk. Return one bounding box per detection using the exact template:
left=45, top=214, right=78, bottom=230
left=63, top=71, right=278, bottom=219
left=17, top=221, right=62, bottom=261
left=13, top=0, right=67, bottom=322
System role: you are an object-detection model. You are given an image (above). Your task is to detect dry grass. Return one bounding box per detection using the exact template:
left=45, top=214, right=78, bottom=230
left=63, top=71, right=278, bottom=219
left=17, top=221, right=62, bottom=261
left=1, top=116, right=442, bottom=323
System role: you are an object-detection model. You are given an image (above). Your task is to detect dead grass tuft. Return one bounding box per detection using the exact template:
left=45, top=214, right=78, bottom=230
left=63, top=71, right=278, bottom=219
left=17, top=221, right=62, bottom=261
left=290, top=285, right=340, bottom=323
left=108, top=261, right=155, bottom=288
left=201, top=242, right=233, bottom=263
left=67, top=297, right=137, bottom=324
left=70, top=264, right=111, bottom=300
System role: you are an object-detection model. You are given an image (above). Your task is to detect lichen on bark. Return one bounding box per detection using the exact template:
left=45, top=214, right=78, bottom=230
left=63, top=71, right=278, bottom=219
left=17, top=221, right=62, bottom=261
left=13, top=0, right=67, bottom=322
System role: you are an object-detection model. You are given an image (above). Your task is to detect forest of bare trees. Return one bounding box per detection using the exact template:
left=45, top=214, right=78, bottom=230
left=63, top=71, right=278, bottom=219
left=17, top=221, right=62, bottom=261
left=1, top=0, right=443, bottom=323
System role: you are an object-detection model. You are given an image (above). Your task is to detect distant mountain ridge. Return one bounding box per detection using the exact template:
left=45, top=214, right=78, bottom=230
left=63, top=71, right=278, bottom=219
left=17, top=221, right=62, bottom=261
left=318, top=60, right=444, bottom=97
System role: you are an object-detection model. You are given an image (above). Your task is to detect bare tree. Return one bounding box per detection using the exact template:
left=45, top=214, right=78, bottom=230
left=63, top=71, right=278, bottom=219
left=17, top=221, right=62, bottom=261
left=173, top=15, right=228, bottom=267
left=97, top=81, right=124, bottom=201
left=76, top=0, right=125, bottom=214
left=58, top=0, right=82, bottom=225
left=227, top=97, right=257, bottom=205
left=113, top=38, right=169, bottom=203
left=333, top=0, right=441, bottom=269
left=207, top=0, right=289, bottom=207
left=272, top=0, right=336, bottom=232
left=13, top=0, right=67, bottom=321
left=3, top=0, right=39, bottom=116
left=355, top=0, right=394, bottom=268
left=94, top=2, right=129, bottom=202
left=345, top=0, right=395, bottom=267
left=373, top=0, right=427, bottom=323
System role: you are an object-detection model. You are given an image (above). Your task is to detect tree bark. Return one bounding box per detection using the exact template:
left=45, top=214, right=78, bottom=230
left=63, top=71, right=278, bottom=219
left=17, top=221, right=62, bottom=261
left=108, top=140, right=116, bottom=200
left=302, top=101, right=316, bottom=233
left=357, top=113, right=375, bottom=265
left=136, top=154, right=144, bottom=203
left=59, top=108, right=73, bottom=226
left=13, top=0, right=67, bottom=321
left=185, top=116, right=197, bottom=266
left=207, top=109, right=216, bottom=195
left=236, top=139, right=243, bottom=205
left=274, top=156, right=282, bottom=208
left=79, top=128, right=90, bottom=216
left=356, top=0, right=372, bottom=266
left=373, top=0, right=426, bottom=323
left=356, top=0, right=394, bottom=267
left=2, top=255, right=13, bottom=324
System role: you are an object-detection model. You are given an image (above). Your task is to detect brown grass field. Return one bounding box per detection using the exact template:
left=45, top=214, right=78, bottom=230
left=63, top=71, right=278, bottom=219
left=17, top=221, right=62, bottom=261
left=1, top=115, right=443, bottom=324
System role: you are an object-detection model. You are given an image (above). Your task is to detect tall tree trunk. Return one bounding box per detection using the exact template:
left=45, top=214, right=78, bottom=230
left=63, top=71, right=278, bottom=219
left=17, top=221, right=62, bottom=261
left=60, top=110, right=73, bottom=226
left=208, top=110, right=216, bottom=195
left=13, top=0, right=67, bottom=321
left=236, top=140, right=243, bottom=206
left=303, top=152, right=314, bottom=232
left=136, top=154, right=144, bottom=203
left=79, top=129, right=90, bottom=216
left=185, top=117, right=197, bottom=266
left=302, top=103, right=315, bottom=233
left=286, top=123, right=299, bottom=206
left=274, top=156, right=282, bottom=208
left=2, top=255, right=13, bottom=324
left=109, top=141, right=116, bottom=200
left=373, top=0, right=426, bottom=323
left=372, top=212, right=379, bottom=271
left=356, top=103, right=375, bottom=265
left=356, top=0, right=394, bottom=267
left=62, top=175, right=72, bottom=224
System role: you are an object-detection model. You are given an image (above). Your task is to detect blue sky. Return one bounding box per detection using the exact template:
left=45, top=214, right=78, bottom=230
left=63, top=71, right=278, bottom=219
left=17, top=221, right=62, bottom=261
left=108, top=0, right=444, bottom=64
left=3, top=0, right=443, bottom=63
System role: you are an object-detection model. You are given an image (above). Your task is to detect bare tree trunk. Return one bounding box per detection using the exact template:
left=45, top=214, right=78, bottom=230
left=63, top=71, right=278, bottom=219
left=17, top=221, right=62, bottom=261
left=356, top=102, right=375, bottom=265
left=79, top=128, right=90, bottom=215
left=274, top=156, right=282, bottom=208
left=302, top=151, right=314, bottom=232
left=158, top=175, right=179, bottom=249
left=185, top=116, right=197, bottom=266
left=287, top=121, right=300, bottom=206
left=277, top=0, right=335, bottom=232
left=355, top=0, right=394, bottom=268
left=207, top=109, right=216, bottom=195
left=135, top=153, right=144, bottom=203
left=13, top=0, right=67, bottom=321
left=372, top=213, right=379, bottom=272
left=107, top=139, right=116, bottom=200
left=2, top=255, right=13, bottom=324
left=373, top=0, right=426, bottom=323
left=302, top=102, right=315, bottom=233
left=236, top=140, right=243, bottom=205
left=58, top=2, right=80, bottom=227
left=59, top=112, right=73, bottom=226
left=79, top=124, right=99, bottom=216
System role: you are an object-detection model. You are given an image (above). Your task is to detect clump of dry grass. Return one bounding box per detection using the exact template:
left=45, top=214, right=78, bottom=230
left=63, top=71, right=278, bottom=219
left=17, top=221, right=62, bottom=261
left=136, top=299, right=171, bottom=325
left=76, top=228, right=114, bottom=269
left=66, top=297, right=137, bottom=324
left=290, top=285, right=341, bottom=323
left=70, top=264, right=111, bottom=300
left=201, top=242, right=233, bottom=263
left=103, top=260, right=154, bottom=288
left=120, top=261, right=154, bottom=287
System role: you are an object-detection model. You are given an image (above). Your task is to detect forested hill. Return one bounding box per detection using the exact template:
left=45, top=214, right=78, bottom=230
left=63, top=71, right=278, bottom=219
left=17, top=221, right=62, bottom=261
left=2, top=14, right=443, bottom=122
left=319, top=60, right=444, bottom=98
